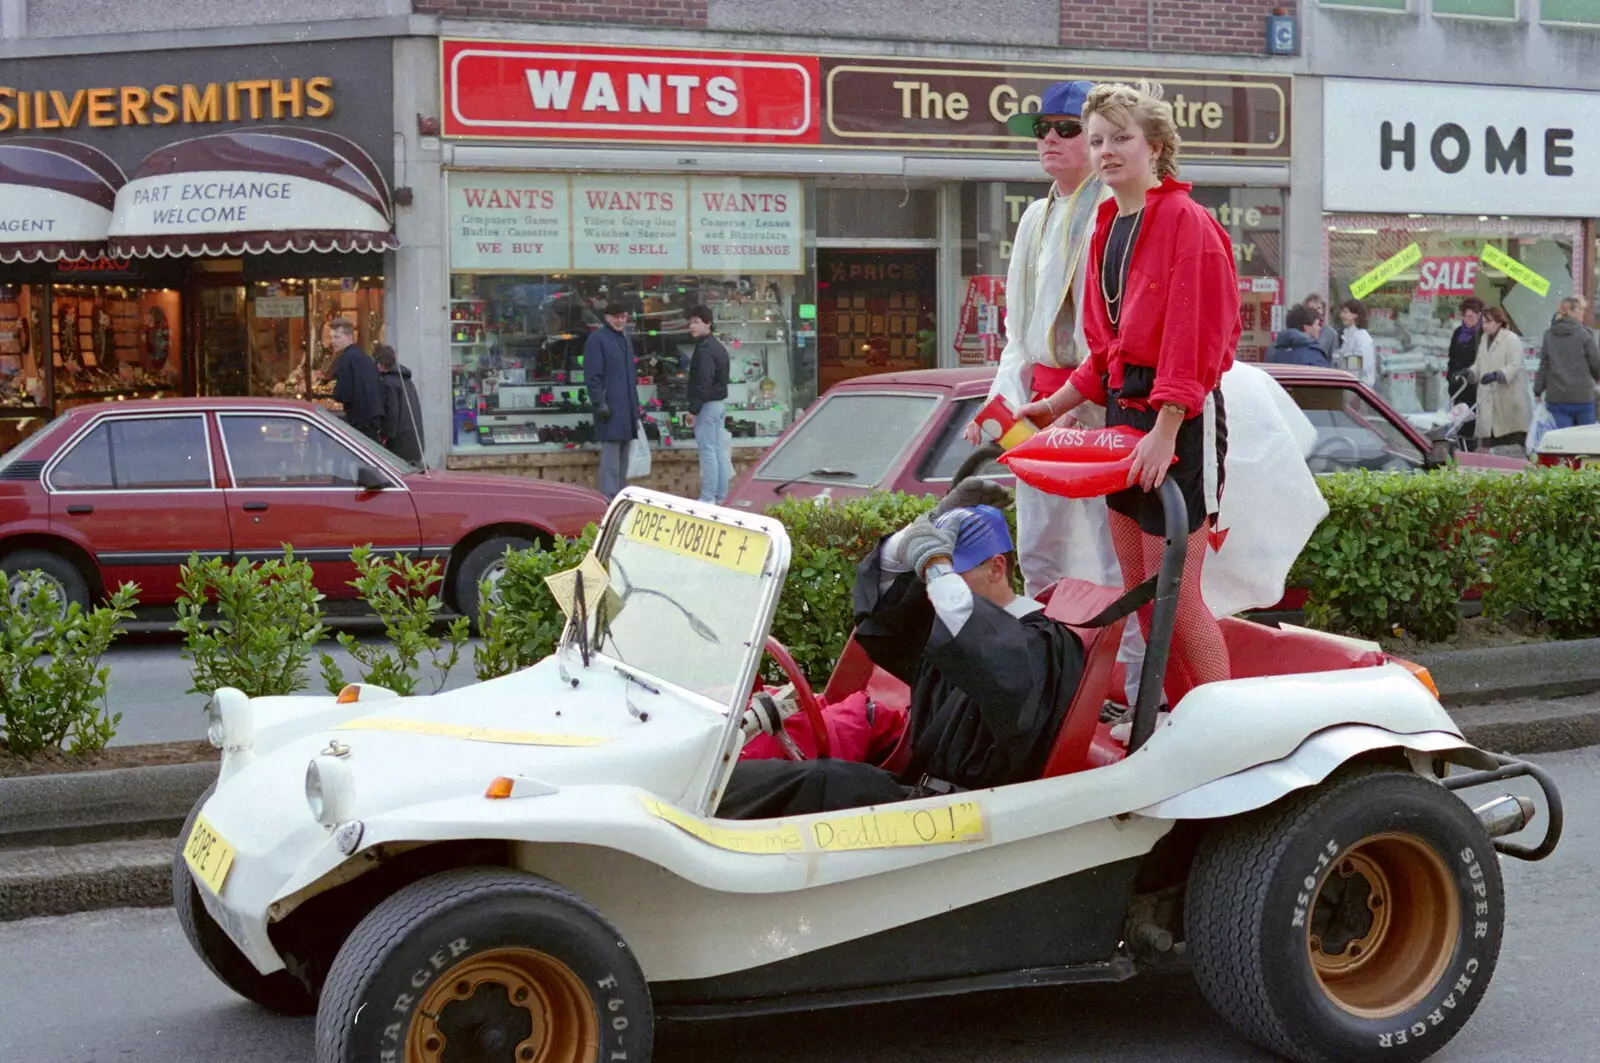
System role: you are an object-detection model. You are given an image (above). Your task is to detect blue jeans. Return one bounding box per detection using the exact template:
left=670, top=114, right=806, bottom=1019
left=694, top=401, right=733, bottom=503
left=1548, top=400, right=1598, bottom=429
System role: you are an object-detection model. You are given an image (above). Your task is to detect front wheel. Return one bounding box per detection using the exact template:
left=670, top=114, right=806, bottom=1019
left=172, top=787, right=317, bottom=1015
left=316, top=867, right=652, bottom=1063
left=454, top=536, right=534, bottom=630
left=1185, top=767, right=1504, bottom=1063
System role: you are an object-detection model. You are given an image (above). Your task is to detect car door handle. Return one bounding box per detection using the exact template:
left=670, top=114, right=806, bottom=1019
left=241, top=501, right=269, bottom=512
left=66, top=504, right=94, bottom=515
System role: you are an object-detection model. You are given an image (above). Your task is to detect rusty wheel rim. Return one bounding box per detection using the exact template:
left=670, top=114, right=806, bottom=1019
left=407, top=947, right=599, bottom=1063
left=1307, top=832, right=1460, bottom=1020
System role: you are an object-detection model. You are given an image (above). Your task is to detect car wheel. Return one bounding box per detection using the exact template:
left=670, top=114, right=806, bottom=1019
left=2, top=548, right=91, bottom=613
left=172, top=786, right=317, bottom=1015
left=454, top=536, right=533, bottom=628
left=316, top=867, right=652, bottom=1063
left=1185, top=767, right=1504, bottom=1063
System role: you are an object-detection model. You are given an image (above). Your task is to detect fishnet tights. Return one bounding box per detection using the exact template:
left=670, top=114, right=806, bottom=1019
left=1109, top=512, right=1229, bottom=708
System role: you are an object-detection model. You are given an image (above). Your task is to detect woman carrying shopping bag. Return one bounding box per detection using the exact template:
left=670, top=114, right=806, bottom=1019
left=1471, top=306, right=1533, bottom=453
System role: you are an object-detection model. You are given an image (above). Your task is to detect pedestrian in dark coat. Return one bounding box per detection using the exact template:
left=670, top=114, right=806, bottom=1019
left=583, top=302, right=642, bottom=498
left=1267, top=304, right=1333, bottom=368
left=374, top=344, right=425, bottom=465
left=328, top=318, right=383, bottom=441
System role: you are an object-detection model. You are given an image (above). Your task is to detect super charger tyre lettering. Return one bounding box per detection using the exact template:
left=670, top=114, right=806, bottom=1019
left=1185, top=767, right=1505, bottom=1063
left=172, top=786, right=317, bottom=1015
left=316, top=867, right=652, bottom=1063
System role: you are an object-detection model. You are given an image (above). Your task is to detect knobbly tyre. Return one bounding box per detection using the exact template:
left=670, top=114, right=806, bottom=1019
left=175, top=473, right=1561, bottom=1063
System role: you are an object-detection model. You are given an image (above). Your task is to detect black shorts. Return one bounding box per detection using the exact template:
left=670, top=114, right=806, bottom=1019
left=1102, top=366, right=1227, bottom=537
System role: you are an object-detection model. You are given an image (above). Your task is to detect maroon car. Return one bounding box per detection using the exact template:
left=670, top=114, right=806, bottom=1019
left=727, top=364, right=1521, bottom=510
left=0, top=399, right=607, bottom=618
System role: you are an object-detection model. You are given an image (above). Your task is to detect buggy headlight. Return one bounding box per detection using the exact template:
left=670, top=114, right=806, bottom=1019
left=306, top=755, right=356, bottom=826
left=206, top=688, right=254, bottom=753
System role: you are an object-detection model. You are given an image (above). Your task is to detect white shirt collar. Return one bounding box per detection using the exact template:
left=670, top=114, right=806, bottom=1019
left=1004, top=596, right=1045, bottom=619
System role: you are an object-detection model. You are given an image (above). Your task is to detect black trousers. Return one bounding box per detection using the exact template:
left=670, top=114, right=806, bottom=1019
left=717, top=759, right=914, bottom=820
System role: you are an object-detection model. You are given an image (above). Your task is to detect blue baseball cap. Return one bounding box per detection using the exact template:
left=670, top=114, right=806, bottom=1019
left=1005, top=80, right=1095, bottom=138
left=935, top=505, right=1014, bottom=574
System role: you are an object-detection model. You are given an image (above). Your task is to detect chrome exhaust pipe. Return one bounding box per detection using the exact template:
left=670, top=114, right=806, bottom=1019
left=1474, top=794, right=1536, bottom=838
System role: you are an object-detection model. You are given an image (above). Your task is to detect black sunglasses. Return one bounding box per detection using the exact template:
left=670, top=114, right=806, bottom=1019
left=1033, top=118, right=1082, bottom=140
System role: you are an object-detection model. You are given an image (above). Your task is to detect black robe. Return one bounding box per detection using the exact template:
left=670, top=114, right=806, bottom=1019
left=717, top=544, right=1085, bottom=820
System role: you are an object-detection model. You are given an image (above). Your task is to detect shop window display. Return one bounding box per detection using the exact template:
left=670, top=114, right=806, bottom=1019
left=449, top=273, right=796, bottom=452
left=816, top=250, right=936, bottom=394
left=52, top=284, right=182, bottom=411
left=198, top=276, right=385, bottom=401
left=1326, top=217, right=1577, bottom=414
left=0, top=284, right=49, bottom=452
left=958, top=183, right=1286, bottom=365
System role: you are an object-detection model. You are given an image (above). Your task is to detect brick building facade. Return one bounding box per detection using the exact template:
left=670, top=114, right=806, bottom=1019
left=418, top=0, right=1288, bottom=53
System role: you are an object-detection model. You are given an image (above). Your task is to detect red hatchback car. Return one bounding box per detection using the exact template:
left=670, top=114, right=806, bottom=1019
left=726, top=364, right=1522, bottom=509
left=0, top=399, right=607, bottom=618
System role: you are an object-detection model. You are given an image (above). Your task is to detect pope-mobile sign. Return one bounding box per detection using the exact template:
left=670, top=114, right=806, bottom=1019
left=1323, top=79, right=1600, bottom=218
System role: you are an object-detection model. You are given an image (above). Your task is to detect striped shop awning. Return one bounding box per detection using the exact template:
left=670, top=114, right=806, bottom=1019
left=107, top=127, right=398, bottom=259
left=0, top=138, right=126, bottom=264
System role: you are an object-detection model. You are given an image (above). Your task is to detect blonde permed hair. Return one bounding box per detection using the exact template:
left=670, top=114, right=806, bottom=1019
left=1081, top=80, right=1181, bottom=180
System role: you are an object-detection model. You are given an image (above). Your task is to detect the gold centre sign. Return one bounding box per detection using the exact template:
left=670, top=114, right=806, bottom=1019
left=821, top=57, right=1289, bottom=160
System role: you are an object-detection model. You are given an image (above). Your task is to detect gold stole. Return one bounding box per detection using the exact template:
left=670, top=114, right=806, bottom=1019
left=1035, top=175, right=1104, bottom=369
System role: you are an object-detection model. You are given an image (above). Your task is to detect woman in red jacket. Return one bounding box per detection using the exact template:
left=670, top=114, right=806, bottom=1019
left=1021, top=80, right=1238, bottom=707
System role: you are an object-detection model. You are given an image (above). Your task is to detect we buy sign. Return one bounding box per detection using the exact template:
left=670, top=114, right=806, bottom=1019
left=443, top=40, right=820, bottom=144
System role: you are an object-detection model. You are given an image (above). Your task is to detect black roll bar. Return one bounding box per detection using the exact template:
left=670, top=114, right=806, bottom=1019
left=1129, top=478, right=1187, bottom=753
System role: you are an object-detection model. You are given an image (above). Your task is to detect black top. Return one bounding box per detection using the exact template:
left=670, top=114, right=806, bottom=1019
left=687, top=334, right=730, bottom=415
left=1099, top=209, right=1144, bottom=332
left=379, top=365, right=425, bottom=465
left=331, top=346, right=383, bottom=435
left=852, top=544, right=1085, bottom=790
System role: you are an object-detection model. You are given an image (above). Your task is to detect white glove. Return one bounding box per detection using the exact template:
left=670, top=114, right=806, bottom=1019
left=899, top=516, right=957, bottom=581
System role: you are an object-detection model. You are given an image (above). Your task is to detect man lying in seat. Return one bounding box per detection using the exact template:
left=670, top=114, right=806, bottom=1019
left=718, top=493, right=1087, bottom=819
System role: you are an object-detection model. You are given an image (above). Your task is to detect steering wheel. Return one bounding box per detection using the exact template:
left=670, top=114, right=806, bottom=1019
left=763, top=636, right=831, bottom=760
left=1308, top=433, right=1361, bottom=471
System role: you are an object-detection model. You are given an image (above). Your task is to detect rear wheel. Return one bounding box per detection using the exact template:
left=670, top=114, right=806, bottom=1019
left=2, top=548, right=90, bottom=613
left=1185, top=767, right=1504, bottom=1063
left=172, top=787, right=317, bottom=1015
left=316, top=867, right=651, bottom=1063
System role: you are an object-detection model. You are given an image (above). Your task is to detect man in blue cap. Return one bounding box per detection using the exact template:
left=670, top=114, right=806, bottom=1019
left=719, top=496, right=1087, bottom=819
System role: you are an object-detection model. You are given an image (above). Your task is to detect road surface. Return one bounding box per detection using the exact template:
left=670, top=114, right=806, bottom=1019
left=2, top=745, right=1592, bottom=1063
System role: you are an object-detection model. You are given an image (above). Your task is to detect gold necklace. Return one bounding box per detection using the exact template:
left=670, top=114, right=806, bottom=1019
left=1102, top=207, right=1144, bottom=329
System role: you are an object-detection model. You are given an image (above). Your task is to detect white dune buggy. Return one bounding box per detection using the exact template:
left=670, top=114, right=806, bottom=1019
left=175, top=483, right=1561, bottom=1063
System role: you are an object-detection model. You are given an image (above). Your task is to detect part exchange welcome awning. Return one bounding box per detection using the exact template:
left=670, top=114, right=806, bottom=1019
left=0, top=138, right=125, bottom=264
left=107, top=127, right=397, bottom=258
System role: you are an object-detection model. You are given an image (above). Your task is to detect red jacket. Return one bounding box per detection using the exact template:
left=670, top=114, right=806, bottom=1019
left=1069, top=176, right=1239, bottom=417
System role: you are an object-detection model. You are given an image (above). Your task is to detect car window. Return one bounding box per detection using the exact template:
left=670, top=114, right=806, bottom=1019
left=50, top=416, right=211, bottom=490
left=313, top=407, right=414, bottom=474
left=917, top=398, right=1009, bottom=481
left=1287, top=386, right=1426, bottom=474
left=0, top=415, right=63, bottom=472
left=221, top=415, right=371, bottom=487
left=754, top=392, right=939, bottom=487
left=50, top=423, right=114, bottom=490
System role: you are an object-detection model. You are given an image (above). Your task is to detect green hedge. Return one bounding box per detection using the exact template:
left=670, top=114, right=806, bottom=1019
left=1297, top=466, right=1600, bottom=641
left=483, top=467, right=1600, bottom=686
